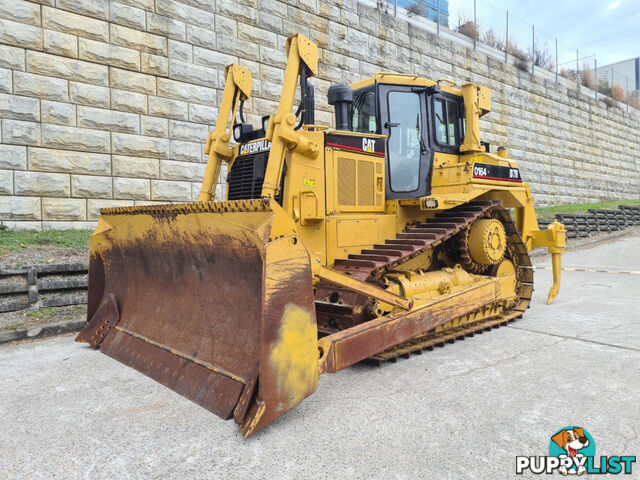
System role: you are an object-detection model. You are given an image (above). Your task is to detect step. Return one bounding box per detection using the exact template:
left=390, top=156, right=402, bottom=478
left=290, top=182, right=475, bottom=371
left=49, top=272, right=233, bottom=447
left=403, top=228, right=438, bottom=238
left=385, top=238, right=427, bottom=246
left=348, top=253, right=392, bottom=263
left=429, top=216, right=471, bottom=224
left=419, top=222, right=458, bottom=230
left=397, top=233, right=440, bottom=240
left=373, top=243, right=415, bottom=252
left=436, top=211, right=476, bottom=218
left=334, top=258, right=378, bottom=268
left=414, top=226, right=449, bottom=235
left=362, top=248, right=403, bottom=257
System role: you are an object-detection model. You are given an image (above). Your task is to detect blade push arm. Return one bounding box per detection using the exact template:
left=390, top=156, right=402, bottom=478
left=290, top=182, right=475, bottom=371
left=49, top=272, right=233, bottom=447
left=261, top=34, right=320, bottom=199
left=199, top=64, right=252, bottom=202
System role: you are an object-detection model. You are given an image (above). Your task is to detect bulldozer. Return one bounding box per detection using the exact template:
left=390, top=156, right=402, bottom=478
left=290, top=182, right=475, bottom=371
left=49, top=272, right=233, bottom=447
left=76, top=34, right=566, bottom=437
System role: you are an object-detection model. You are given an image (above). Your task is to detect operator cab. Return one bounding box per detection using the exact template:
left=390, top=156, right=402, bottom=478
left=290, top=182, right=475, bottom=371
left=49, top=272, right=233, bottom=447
left=329, top=75, right=466, bottom=200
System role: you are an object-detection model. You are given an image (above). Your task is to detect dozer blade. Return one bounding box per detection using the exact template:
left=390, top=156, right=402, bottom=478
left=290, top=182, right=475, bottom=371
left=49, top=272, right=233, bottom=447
left=76, top=199, right=319, bottom=437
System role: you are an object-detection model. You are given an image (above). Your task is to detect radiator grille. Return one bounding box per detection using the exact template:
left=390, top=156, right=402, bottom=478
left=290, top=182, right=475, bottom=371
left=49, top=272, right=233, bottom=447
left=226, top=150, right=283, bottom=203
left=357, top=160, right=374, bottom=206
left=337, top=157, right=356, bottom=205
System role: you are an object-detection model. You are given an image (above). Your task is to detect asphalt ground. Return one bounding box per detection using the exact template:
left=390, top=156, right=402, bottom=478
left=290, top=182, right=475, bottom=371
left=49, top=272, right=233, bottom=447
left=1, top=234, right=639, bottom=479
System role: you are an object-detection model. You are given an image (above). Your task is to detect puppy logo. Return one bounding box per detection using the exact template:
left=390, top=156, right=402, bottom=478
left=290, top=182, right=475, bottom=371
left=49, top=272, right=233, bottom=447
left=552, top=427, right=590, bottom=459
left=517, top=426, right=636, bottom=475
left=549, top=426, right=595, bottom=476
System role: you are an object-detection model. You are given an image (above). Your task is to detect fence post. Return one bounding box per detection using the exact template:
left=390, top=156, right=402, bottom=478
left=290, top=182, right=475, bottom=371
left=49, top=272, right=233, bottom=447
left=626, top=76, right=629, bottom=113
left=437, top=0, right=440, bottom=35
left=594, top=58, right=597, bottom=100
left=576, top=49, right=579, bottom=91
left=473, top=0, right=477, bottom=51
left=505, top=10, right=509, bottom=64
left=531, top=24, right=535, bottom=75
left=555, top=38, right=558, bottom=83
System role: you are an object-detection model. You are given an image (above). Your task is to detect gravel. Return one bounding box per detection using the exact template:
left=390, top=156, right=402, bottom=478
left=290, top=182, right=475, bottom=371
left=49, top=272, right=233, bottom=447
left=0, top=246, right=88, bottom=269
left=0, top=304, right=87, bottom=331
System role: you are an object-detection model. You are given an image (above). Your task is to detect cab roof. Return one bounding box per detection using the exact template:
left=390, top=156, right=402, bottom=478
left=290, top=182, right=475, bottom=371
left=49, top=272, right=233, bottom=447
left=350, top=73, right=462, bottom=96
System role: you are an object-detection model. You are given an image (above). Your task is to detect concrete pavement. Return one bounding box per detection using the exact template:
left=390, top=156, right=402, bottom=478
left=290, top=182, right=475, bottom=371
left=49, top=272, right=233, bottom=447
left=1, top=233, right=639, bottom=479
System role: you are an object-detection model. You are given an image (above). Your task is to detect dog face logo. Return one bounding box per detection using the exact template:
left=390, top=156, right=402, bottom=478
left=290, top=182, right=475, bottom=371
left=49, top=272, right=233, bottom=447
left=552, top=427, right=590, bottom=458
left=518, top=426, right=635, bottom=475
left=549, top=426, right=596, bottom=475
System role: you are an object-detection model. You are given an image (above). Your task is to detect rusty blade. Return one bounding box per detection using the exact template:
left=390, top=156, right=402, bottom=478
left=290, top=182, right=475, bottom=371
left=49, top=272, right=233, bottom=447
left=88, top=207, right=272, bottom=423
left=75, top=293, right=119, bottom=348
left=85, top=201, right=319, bottom=436
left=101, top=329, right=244, bottom=419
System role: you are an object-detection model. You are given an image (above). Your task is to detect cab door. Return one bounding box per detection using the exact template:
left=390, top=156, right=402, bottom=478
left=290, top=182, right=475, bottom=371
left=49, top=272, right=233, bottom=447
left=378, top=85, right=431, bottom=200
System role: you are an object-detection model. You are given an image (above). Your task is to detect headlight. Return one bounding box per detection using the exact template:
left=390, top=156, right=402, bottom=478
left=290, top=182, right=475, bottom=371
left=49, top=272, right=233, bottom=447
left=423, top=198, right=439, bottom=209
left=233, top=124, right=242, bottom=142
left=262, top=115, right=270, bottom=133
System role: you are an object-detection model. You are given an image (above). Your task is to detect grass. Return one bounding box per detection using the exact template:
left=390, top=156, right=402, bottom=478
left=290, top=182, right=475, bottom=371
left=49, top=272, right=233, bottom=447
left=26, top=305, right=85, bottom=320
left=0, top=229, right=92, bottom=256
left=536, top=199, right=640, bottom=220
left=0, top=305, right=87, bottom=332
left=26, top=307, right=59, bottom=319
left=4, top=322, right=25, bottom=331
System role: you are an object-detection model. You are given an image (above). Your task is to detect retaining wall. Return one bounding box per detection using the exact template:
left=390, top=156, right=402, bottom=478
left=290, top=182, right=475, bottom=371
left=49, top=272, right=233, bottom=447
left=0, top=0, right=638, bottom=229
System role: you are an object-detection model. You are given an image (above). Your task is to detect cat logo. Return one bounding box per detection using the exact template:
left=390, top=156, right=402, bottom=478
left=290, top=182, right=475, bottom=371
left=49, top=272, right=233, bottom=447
left=362, top=138, right=376, bottom=153
left=239, top=139, right=271, bottom=156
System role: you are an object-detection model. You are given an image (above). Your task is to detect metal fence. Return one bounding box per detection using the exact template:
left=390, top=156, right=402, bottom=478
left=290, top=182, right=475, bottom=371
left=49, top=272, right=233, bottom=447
left=383, top=0, right=639, bottom=112
left=384, top=0, right=449, bottom=26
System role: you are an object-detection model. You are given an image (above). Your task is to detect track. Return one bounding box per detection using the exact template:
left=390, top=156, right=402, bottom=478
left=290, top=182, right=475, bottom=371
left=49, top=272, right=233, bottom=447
left=315, top=201, right=534, bottom=362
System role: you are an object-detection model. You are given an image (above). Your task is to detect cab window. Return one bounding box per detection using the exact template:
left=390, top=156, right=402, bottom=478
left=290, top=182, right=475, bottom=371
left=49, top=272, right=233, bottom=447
left=434, top=98, right=462, bottom=147
left=352, top=92, right=377, bottom=134
left=387, top=91, right=422, bottom=192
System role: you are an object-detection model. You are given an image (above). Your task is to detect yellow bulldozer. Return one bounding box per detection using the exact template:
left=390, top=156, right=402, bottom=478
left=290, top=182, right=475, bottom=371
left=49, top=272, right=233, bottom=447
left=77, top=34, right=566, bottom=437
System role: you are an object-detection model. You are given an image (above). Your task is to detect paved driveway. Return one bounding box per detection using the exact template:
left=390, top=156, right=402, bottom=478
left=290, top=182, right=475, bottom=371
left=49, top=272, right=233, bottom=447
left=1, top=234, right=639, bottom=479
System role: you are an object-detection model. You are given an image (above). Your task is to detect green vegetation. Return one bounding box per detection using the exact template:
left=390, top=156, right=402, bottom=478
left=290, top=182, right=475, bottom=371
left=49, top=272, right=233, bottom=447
left=25, top=305, right=85, bottom=320
left=26, top=307, right=59, bottom=319
left=61, top=305, right=86, bottom=320
left=536, top=199, right=640, bottom=220
left=0, top=229, right=92, bottom=256
left=4, top=322, right=24, bottom=331
left=1, top=305, right=87, bottom=332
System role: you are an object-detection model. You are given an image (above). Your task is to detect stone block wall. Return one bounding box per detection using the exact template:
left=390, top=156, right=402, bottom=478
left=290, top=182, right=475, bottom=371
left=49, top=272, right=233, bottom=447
left=0, top=0, right=638, bottom=229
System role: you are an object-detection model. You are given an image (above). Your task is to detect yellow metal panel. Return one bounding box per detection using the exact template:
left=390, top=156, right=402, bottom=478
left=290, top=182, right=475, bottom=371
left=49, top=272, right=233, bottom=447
left=279, top=133, right=327, bottom=266
left=268, top=303, right=318, bottom=408
left=477, top=85, right=491, bottom=114
left=325, top=214, right=396, bottom=264
left=351, top=73, right=438, bottom=90
left=286, top=33, right=318, bottom=76
left=327, top=146, right=385, bottom=214
left=336, top=218, right=379, bottom=247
